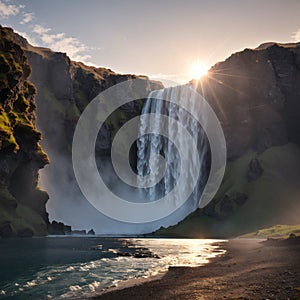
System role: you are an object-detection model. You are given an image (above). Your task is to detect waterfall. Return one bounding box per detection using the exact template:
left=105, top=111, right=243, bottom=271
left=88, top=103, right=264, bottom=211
left=136, top=85, right=210, bottom=213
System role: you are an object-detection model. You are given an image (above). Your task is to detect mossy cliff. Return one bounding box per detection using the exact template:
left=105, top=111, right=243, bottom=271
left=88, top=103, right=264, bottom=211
left=5, top=27, right=163, bottom=227
left=0, top=26, right=49, bottom=237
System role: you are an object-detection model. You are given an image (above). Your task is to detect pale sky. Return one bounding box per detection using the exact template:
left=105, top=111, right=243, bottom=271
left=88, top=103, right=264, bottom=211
left=1, top=0, right=300, bottom=85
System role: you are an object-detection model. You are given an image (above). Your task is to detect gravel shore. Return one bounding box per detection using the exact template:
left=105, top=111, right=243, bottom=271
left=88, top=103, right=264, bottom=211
left=90, top=238, right=300, bottom=300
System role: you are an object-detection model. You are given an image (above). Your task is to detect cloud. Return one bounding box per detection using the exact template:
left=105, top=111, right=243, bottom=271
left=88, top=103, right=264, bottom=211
left=0, top=0, right=94, bottom=66
left=292, top=28, right=300, bottom=42
left=32, top=24, right=50, bottom=35
left=20, top=12, right=34, bottom=24
left=0, top=0, right=24, bottom=18
left=32, top=24, right=92, bottom=64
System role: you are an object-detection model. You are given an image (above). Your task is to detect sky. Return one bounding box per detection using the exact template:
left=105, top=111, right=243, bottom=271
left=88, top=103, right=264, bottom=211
left=0, top=0, right=300, bottom=85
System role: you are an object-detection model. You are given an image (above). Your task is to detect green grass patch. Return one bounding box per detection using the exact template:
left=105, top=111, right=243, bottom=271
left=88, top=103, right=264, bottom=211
left=0, top=110, right=19, bottom=150
left=0, top=110, right=12, bottom=134
left=240, top=224, right=300, bottom=238
left=156, top=143, right=300, bottom=238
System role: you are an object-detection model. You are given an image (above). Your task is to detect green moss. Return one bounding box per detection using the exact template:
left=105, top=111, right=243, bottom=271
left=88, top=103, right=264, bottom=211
left=14, top=112, right=31, bottom=127
left=0, top=110, right=19, bottom=150
left=36, top=144, right=50, bottom=165
left=0, top=53, right=10, bottom=75
left=13, top=94, right=30, bottom=113
left=0, top=110, right=12, bottom=133
left=0, top=50, right=23, bottom=80
left=14, top=121, right=35, bottom=133
left=1, top=135, right=19, bottom=151
left=24, top=81, right=36, bottom=97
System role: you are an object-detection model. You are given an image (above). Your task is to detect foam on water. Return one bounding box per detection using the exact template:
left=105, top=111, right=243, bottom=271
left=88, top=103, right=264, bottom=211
left=0, top=237, right=226, bottom=299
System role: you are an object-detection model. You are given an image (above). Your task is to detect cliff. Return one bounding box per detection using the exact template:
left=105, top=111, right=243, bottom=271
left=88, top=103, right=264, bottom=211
left=156, top=42, right=300, bottom=237
left=6, top=27, right=163, bottom=229
left=3, top=24, right=299, bottom=237
left=0, top=26, right=49, bottom=237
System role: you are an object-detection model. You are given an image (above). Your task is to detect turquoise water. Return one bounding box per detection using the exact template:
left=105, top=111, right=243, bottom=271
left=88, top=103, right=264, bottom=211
left=0, top=237, right=226, bottom=299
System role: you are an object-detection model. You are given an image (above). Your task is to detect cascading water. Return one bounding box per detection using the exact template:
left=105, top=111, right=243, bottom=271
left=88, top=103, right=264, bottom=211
left=136, top=85, right=210, bottom=213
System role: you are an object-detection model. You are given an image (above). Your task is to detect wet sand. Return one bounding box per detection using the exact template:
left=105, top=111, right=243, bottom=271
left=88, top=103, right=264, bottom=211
left=90, top=238, right=300, bottom=300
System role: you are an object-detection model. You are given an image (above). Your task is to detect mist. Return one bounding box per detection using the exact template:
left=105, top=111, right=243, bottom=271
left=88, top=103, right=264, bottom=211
left=39, top=151, right=205, bottom=234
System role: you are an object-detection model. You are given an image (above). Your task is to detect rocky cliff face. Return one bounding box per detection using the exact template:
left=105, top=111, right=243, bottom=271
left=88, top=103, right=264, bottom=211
left=0, top=26, right=49, bottom=237
left=5, top=28, right=163, bottom=230
left=202, top=43, right=300, bottom=159
left=156, top=42, right=300, bottom=237
left=198, top=42, right=300, bottom=159
left=25, top=49, right=162, bottom=157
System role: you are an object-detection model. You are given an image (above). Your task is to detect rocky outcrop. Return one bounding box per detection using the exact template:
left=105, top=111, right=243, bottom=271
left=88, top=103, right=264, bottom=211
left=203, top=193, right=248, bottom=220
left=47, top=220, right=72, bottom=235
left=247, top=158, right=263, bottom=182
left=47, top=220, right=96, bottom=235
left=195, top=42, right=300, bottom=159
left=0, top=26, right=49, bottom=237
left=87, top=229, right=95, bottom=235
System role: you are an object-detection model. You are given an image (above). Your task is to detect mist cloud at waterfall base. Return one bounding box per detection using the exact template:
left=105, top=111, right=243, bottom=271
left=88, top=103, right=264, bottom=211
left=39, top=84, right=213, bottom=234
left=40, top=153, right=205, bottom=234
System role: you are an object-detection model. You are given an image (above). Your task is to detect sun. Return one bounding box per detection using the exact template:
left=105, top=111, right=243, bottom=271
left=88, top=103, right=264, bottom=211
left=190, top=63, right=209, bottom=79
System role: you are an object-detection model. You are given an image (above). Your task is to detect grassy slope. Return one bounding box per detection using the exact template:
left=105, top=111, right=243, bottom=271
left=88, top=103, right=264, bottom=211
left=240, top=224, right=300, bottom=238
left=155, top=143, right=300, bottom=238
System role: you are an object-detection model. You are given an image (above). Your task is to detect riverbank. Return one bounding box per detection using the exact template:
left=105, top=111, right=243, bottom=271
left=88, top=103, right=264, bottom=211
left=90, top=238, right=300, bottom=299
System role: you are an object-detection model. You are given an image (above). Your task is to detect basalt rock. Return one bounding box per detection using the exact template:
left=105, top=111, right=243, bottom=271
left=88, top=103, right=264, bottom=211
left=47, top=220, right=72, bottom=235
left=203, top=193, right=248, bottom=220
left=247, top=158, right=263, bottom=182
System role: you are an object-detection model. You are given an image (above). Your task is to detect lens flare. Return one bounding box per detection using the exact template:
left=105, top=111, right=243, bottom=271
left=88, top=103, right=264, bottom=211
left=190, top=63, right=209, bottom=79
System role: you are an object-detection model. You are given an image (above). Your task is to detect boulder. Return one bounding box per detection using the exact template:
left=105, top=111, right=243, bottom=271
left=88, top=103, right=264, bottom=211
left=247, top=158, right=263, bottom=182
left=87, top=229, right=95, bottom=235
